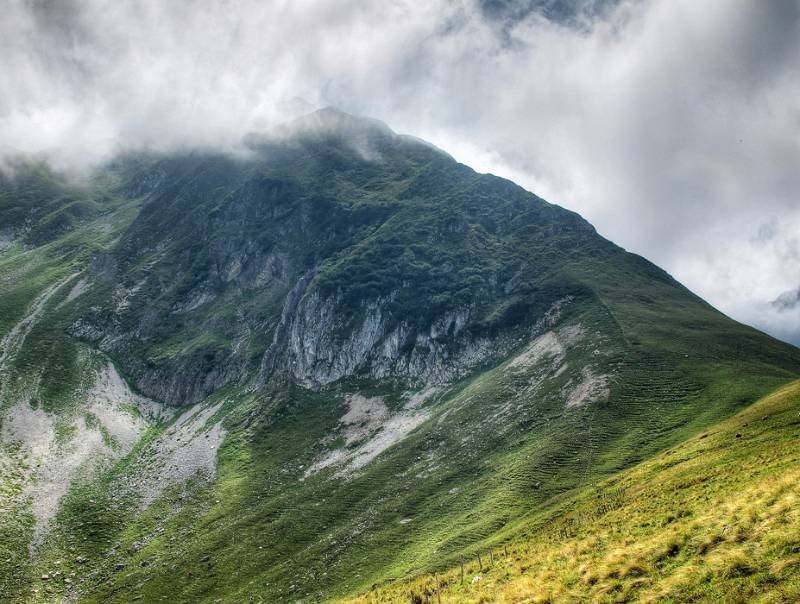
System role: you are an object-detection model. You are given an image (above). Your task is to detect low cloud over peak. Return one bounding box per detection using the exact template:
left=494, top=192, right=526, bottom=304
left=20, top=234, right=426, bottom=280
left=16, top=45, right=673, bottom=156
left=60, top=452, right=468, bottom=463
left=2, top=0, right=800, bottom=345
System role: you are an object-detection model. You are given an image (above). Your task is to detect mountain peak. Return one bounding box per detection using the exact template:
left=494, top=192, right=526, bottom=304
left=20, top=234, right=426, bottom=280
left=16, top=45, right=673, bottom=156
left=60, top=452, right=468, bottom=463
left=242, top=106, right=396, bottom=157
left=292, top=106, right=394, bottom=135
left=271, top=106, right=394, bottom=141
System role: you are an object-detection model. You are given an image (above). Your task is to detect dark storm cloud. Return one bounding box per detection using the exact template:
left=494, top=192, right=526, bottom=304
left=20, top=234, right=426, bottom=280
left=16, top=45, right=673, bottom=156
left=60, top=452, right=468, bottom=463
left=1, top=0, right=799, bottom=344
left=479, top=0, right=619, bottom=28
left=773, top=288, right=800, bottom=312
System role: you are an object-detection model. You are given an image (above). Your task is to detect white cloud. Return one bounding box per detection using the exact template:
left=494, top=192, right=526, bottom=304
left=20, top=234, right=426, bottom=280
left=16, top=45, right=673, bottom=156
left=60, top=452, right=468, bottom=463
left=2, top=0, right=799, bottom=343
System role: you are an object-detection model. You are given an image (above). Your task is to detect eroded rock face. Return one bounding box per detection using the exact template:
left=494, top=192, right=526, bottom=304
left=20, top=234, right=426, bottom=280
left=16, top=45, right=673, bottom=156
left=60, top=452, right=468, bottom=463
left=258, top=286, right=524, bottom=390
left=0, top=363, right=168, bottom=541
left=286, top=291, right=387, bottom=387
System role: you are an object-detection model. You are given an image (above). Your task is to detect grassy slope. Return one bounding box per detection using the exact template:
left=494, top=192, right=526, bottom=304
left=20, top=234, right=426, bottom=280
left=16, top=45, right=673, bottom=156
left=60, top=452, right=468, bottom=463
left=3, top=218, right=799, bottom=603
left=0, top=172, right=143, bottom=599
left=2, top=135, right=800, bottom=603
left=51, top=301, right=796, bottom=604
left=348, top=379, right=800, bottom=603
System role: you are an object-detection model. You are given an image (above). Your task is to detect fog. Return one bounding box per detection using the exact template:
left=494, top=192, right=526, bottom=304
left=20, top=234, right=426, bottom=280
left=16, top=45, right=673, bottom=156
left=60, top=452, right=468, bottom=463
left=2, top=0, right=799, bottom=343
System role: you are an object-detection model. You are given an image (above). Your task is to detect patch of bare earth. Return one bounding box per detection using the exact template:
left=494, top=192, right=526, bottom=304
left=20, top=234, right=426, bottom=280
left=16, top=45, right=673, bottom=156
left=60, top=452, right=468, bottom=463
left=119, top=400, right=227, bottom=509
left=564, top=366, right=610, bottom=408
left=305, top=391, right=432, bottom=478
left=0, top=363, right=165, bottom=542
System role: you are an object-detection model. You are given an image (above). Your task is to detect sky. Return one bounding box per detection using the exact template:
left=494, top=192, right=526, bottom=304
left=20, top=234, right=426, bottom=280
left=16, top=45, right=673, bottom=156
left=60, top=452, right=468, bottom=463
left=2, top=0, right=799, bottom=344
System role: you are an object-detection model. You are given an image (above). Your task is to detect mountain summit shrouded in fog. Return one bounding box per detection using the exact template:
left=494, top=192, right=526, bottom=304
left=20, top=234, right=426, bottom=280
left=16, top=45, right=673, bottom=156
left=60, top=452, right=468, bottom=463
left=1, top=109, right=799, bottom=602
left=2, top=1, right=800, bottom=347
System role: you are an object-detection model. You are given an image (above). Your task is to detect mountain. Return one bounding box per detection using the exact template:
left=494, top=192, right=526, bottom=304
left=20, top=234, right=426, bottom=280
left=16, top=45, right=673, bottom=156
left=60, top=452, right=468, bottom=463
left=1, top=108, right=798, bottom=603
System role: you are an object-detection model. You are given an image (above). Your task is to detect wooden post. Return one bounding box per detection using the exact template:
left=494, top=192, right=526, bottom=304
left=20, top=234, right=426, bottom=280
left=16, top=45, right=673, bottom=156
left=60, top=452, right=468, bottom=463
left=478, top=552, right=483, bottom=571
left=504, top=544, right=508, bottom=557
left=490, top=550, right=494, bottom=565
left=460, top=558, right=464, bottom=585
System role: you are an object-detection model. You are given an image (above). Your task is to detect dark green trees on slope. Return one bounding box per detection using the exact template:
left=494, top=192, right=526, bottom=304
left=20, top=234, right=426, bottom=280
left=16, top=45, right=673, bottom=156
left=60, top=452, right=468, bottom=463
left=0, top=108, right=798, bottom=603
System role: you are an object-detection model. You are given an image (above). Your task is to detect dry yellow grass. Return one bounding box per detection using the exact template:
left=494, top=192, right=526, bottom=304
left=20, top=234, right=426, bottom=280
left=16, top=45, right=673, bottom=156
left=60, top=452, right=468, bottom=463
left=343, top=380, right=800, bottom=603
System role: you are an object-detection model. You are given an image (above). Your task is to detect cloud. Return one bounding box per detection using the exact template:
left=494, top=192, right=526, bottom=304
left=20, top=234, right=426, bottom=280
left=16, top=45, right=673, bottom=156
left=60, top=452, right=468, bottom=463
left=2, top=0, right=799, bottom=344
left=773, top=288, right=800, bottom=311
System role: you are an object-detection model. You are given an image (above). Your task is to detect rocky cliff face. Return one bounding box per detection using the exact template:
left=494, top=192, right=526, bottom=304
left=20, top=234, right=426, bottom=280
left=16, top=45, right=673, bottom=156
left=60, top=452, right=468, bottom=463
left=51, top=109, right=604, bottom=405
left=269, top=287, right=534, bottom=389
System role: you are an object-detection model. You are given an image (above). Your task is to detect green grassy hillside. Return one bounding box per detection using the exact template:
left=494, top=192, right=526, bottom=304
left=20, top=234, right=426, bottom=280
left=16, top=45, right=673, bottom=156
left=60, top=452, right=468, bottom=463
left=350, top=379, right=800, bottom=603
left=1, top=109, right=799, bottom=602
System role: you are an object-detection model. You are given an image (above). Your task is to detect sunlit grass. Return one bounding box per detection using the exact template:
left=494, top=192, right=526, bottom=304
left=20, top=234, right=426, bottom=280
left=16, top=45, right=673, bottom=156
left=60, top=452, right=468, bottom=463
left=345, top=380, right=800, bottom=603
